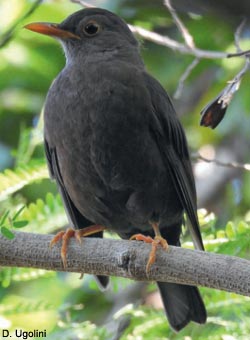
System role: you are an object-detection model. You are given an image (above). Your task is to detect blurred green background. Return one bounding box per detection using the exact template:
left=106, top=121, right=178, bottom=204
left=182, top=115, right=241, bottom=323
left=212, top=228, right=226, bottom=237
left=0, top=0, right=250, bottom=339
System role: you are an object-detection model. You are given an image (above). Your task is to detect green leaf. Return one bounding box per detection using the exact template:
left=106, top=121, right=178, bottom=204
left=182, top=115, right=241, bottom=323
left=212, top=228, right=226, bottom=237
left=0, top=161, right=49, bottom=201
left=1, top=226, right=15, bottom=239
left=225, top=221, right=236, bottom=239
left=22, top=193, right=67, bottom=234
left=12, top=205, right=26, bottom=221
left=0, top=210, right=10, bottom=226
left=237, top=220, right=249, bottom=234
left=12, top=220, right=29, bottom=228
left=1, top=268, right=12, bottom=288
left=216, top=230, right=226, bottom=239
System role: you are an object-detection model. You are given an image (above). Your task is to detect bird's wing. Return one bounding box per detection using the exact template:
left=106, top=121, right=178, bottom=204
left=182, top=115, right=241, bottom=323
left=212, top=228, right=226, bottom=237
left=44, top=139, right=94, bottom=230
left=144, top=74, right=204, bottom=251
left=44, top=139, right=109, bottom=289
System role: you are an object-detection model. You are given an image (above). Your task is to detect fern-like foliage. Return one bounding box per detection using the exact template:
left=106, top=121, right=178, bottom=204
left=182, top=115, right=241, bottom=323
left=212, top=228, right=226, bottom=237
left=50, top=321, right=108, bottom=340
left=0, top=161, right=49, bottom=201
left=0, top=267, right=55, bottom=288
left=0, top=298, right=55, bottom=316
left=0, top=192, right=66, bottom=288
left=117, top=292, right=250, bottom=340
left=22, top=192, right=67, bottom=234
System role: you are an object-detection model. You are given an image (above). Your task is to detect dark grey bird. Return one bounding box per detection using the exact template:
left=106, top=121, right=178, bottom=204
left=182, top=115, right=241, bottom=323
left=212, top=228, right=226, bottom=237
left=25, top=8, right=206, bottom=332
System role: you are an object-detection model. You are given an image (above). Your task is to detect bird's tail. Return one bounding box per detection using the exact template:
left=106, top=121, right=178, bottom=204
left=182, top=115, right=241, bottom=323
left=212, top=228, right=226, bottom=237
left=157, top=281, right=207, bottom=332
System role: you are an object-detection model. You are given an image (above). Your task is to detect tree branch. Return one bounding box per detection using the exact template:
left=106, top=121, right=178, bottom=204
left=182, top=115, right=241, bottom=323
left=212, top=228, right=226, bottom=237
left=164, top=0, right=195, bottom=49
left=1, top=231, right=250, bottom=296
left=192, top=152, right=250, bottom=171
left=174, top=57, right=200, bottom=99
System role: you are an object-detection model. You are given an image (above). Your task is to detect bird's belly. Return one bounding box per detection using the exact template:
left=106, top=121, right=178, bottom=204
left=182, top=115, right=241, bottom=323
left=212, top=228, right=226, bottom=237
left=55, top=126, right=183, bottom=235
left=60, top=148, right=183, bottom=234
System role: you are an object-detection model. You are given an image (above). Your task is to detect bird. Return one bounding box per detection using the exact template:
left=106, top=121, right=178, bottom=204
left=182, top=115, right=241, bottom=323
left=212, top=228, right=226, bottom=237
left=25, top=8, right=207, bottom=332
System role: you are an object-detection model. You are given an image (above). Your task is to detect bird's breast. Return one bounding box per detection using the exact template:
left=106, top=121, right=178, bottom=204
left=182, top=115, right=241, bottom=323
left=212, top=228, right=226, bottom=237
left=43, top=62, right=182, bottom=229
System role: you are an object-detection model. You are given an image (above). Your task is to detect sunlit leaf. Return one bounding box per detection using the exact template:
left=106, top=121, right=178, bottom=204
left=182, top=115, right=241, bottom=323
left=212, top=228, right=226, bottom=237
left=22, top=192, right=67, bottom=234
left=12, top=220, right=28, bottom=228
left=0, top=210, right=10, bottom=226
left=12, top=205, right=26, bottom=221
left=0, top=161, right=49, bottom=201
left=1, top=226, right=15, bottom=239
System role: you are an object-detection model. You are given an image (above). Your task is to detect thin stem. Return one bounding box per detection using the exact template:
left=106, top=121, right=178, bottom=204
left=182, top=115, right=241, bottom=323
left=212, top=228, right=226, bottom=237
left=164, top=0, right=195, bottom=49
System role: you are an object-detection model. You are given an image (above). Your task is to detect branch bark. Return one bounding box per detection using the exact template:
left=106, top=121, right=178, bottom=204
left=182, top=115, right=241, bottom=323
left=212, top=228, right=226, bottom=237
left=1, top=231, right=250, bottom=296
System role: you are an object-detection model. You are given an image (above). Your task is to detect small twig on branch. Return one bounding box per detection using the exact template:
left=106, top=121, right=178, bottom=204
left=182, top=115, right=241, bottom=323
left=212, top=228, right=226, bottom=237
left=199, top=65, right=246, bottom=128
left=164, top=0, right=195, bottom=49
left=193, top=152, right=250, bottom=171
left=233, top=57, right=250, bottom=83
left=1, top=231, right=250, bottom=297
left=234, top=18, right=247, bottom=52
left=200, top=19, right=250, bottom=128
left=232, top=19, right=250, bottom=84
left=174, top=57, right=200, bottom=98
left=71, top=0, right=94, bottom=7
left=232, top=19, right=250, bottom=80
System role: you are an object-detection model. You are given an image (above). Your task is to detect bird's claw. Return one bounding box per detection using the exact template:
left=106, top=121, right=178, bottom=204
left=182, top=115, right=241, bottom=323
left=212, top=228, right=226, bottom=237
left=50, top=225, right=107, bottom=268
left=50, top=228, right=76, bottom=268
left=130, top=233, right=168, bottom=274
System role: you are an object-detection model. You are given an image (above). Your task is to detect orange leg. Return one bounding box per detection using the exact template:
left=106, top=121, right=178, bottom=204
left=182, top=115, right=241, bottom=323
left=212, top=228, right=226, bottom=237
left=130, top=222, right=168, bottom=273
left=50, top=225, right=106, bottom=268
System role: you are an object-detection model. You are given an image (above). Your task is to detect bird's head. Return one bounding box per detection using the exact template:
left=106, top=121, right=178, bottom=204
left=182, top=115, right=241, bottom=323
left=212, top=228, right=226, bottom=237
left=25, top=8, right=140, bottom=64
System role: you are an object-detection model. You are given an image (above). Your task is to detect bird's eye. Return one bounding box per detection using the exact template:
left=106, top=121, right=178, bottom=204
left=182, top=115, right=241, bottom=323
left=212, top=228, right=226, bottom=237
left=83, top=21, right=100, bottom=36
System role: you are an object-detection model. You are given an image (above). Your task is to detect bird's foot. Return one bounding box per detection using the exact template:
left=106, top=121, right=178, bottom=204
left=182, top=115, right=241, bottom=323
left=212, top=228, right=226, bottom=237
left=130, top=233, right=168, bottom=274
left=50, top=225, right=106, bottom=268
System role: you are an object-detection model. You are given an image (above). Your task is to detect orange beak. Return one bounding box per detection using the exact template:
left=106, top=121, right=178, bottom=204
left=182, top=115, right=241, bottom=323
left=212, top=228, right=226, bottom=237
left=24, top=22, right=80, bottom=40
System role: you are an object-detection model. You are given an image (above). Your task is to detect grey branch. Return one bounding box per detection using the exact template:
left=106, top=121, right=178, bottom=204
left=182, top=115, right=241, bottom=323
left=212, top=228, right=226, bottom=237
left=234, top=18, right=247, bottom=52
left=174, top=58, right=200, bottom=99
left=164, top=0, right=195, bottom=49
left=193, top=152, right=250, bottom=171
left=1, top=231, right=250, bottom=297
